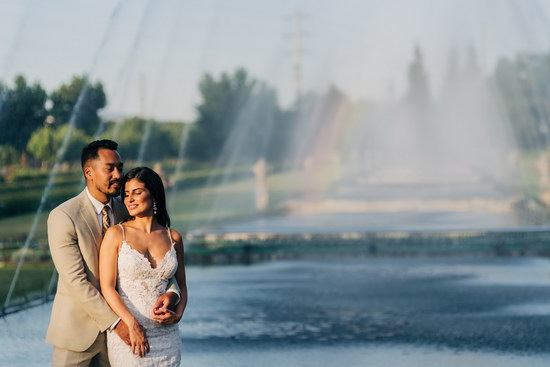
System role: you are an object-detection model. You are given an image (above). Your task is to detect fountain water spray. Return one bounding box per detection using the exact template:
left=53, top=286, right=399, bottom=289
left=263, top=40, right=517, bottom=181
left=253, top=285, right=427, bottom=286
left=0, top=0, right=33, bottom=126
left=168, top=0, right=221, bottom=212
left=3, top=0, right=126, bottom=310
left=136, top=0, right=185, bottom=166
left=111, top=0, right=155, bottom=140
left=198, top=79, right=282, bottom=226
left=168, top=127, right=190, bottom=211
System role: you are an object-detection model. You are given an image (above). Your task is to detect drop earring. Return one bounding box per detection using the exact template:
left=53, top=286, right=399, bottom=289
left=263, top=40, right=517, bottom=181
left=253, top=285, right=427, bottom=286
left=153, top=202, right=157, bottom=215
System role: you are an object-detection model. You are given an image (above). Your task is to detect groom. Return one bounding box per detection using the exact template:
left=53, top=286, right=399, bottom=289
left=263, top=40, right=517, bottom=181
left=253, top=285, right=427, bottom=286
left=46, top=140, right=179, bottom=366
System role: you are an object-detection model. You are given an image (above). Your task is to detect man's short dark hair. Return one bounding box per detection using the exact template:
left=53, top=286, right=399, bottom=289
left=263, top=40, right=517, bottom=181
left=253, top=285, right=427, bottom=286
left=81, top=139, right=118, bottom=169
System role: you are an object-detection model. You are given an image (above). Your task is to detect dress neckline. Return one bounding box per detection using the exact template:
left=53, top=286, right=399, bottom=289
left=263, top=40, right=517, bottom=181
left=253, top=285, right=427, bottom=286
left=117, top=223, right=176, bottom=270
left=121, top=241, right=175, bottom=270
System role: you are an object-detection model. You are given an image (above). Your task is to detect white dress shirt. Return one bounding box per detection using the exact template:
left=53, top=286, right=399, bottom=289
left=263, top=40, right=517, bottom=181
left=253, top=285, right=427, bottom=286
left=85, top=187, right=114, bottom=229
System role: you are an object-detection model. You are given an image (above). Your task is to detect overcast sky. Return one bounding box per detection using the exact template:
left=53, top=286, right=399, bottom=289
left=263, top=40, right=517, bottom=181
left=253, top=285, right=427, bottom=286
left=0, top=0, right=549, bottom=121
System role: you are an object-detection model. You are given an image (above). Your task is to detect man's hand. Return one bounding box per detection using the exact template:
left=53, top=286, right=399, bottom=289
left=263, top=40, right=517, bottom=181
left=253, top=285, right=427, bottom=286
left=151, top=292, right=180, bottom=324
left=114, top=321, right=131, bottom=345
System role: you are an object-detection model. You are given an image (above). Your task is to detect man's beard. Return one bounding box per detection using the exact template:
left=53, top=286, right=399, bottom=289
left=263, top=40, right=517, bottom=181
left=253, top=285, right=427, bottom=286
left=101, top=180, right=122, bottom=197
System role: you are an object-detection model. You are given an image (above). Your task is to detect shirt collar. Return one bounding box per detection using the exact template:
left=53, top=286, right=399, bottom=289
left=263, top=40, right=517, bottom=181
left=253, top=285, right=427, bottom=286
left=85, top=187, right=113, bottom=215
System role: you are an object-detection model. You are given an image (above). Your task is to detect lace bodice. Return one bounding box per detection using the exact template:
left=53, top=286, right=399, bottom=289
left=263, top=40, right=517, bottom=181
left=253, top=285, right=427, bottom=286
left=107, top=224, right=181, bottom=366
left=117, top=240, right=177, bottom=318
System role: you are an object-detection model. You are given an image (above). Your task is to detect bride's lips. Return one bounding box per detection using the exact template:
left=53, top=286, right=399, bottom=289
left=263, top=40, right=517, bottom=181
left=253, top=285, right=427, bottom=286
left=127, top=204, right=138, bottom=210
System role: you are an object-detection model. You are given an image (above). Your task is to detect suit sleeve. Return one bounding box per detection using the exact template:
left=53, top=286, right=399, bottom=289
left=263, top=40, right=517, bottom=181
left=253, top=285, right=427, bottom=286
left=166, top=276, right=181, bottom=301
left=48, top=208, right=118, bottom=332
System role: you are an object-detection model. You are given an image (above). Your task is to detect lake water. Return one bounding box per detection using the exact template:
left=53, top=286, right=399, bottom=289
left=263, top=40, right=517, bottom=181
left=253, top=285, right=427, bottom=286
left=203, top=211, right=519, bottom=235
left=2, top=257, right=550, bottom=366
left=199, top=180, right=522, bottom=236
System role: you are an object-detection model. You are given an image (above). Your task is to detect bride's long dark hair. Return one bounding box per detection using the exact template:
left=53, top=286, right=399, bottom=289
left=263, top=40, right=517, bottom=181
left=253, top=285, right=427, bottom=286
left=121, top=167, right=171, bottom=227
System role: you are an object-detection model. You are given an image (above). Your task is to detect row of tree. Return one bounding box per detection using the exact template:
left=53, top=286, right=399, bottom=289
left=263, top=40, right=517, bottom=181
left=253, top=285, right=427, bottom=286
left=0, top=75, right=106, bottom=167
left=0, top=74, right=186, bottom=169
left=1, top=46, right=550, bottom=171
left=0, top=69, right=297, bottom=170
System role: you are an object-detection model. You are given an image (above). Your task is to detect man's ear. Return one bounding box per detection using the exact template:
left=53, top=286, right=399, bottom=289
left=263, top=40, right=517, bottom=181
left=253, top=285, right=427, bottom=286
left=84, top=165, right=93, bottom=181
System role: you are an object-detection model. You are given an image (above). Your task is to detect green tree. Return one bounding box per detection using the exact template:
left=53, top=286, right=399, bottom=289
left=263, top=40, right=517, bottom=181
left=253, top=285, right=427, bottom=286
left=184, top=122, right=214, bottom=161
left=287, top=87, right=351, bottom=165
left=27, top=125, right=89, bottom=165
left=406, top=45, right=431, bottom=124
left=187, top=69, right=284, bottom=163
left=103, top=117, right=179, bottom=161
left=187, top=68, right=255, bottom=161
left=55, top=125, right=90, bottom=162
left=239, top=83, right=282, bottom=162
left=106, top=117, right=146, bottom=160
left=0, top=75, right=47, bottom=152
left=0, top=144, right=18, bottom=166
left=27, top=126, right=56, bottom=165
left=50, top=75, right=107, bottom=135
left=493, top=53, right=550, bottom=150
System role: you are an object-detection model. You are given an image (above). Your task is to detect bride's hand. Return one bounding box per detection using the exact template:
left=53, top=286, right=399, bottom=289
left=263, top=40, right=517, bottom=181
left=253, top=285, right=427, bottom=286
left=152, top=307, right=181, bottom=324
left=128, top=318, right=150, bottom=358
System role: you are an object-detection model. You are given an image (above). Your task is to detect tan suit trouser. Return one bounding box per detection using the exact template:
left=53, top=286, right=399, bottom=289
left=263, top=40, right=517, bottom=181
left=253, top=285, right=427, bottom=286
left=52, top=332, right=110, bottom=367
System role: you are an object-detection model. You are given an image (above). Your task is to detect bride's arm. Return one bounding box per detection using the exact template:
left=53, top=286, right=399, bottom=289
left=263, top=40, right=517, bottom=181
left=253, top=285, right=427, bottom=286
left=152, top=229, right=188, bottom=324
left=171, top=229, right=188, bottom=321
left=99, top=226, right=149, bottom=357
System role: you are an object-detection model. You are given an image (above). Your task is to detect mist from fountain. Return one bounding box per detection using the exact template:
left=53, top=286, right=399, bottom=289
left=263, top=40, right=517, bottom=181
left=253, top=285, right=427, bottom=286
left=2, top=0, right=126, bottom=309
left=110, top=0, right=154, bottom=140
left=136, top=0, right=185, bottom=166
left=168, top=1, right=221, bottom=210
left=4, top=0, right=550, bottom=308
left=189, top=46, right=286, bottom=229
left=181, top=2, right=550, bottom=235
left=168, top=126, right=190, bottom=211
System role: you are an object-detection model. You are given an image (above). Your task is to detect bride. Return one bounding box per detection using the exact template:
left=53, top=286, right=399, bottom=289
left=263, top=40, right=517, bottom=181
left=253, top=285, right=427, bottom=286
left=100, top=167, right=187, bottom=366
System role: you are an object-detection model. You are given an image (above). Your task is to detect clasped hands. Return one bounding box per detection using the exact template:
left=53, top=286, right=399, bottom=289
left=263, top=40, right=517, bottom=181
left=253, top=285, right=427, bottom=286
left=151, top=291, right=181, bottom=324
left=114, top=292, right=181, bottom=356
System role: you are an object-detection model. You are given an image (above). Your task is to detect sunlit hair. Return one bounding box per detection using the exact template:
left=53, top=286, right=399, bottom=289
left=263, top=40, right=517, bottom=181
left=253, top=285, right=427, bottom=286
left=81, top=139, right=118, bottom=169
left=122, top=167, right=170, bottom=227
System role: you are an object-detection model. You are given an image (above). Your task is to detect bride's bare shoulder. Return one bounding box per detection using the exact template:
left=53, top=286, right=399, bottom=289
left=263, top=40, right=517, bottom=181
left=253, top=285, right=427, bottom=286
left=169, top=228, right=184, bottom=244
left=101, top=225, right=124, bottom=252
left=104, top=224, right=123, bottom=238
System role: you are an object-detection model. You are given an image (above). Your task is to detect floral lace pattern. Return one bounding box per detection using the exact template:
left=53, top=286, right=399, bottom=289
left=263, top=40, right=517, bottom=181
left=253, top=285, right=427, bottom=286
left=107, top=233, right=181, bottom=366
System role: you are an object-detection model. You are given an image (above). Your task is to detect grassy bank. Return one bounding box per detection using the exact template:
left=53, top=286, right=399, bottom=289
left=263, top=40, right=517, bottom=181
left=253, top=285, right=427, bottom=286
left=0, top=164, right=307, bottom=241
left=0, top=264, right=55, bottom=308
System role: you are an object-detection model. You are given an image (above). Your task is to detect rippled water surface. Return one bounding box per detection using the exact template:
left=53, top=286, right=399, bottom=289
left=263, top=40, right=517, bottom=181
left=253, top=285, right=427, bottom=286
left=3, top=257, right=550, bottom=366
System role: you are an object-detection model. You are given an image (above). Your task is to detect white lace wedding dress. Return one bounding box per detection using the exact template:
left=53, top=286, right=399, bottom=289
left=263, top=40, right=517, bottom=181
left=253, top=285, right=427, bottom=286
left=107, top=225, right=181, bottom=366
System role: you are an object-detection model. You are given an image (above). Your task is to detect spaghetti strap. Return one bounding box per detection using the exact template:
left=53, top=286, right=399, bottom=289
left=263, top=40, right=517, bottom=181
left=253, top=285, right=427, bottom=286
left=167, top=227, right=174, bottom=244
left=118, top=223, right=126, bottom=242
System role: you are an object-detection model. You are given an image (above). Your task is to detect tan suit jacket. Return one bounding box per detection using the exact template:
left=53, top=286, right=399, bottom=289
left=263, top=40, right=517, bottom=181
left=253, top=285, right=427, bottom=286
left=46, top=189, right=128, bottom=352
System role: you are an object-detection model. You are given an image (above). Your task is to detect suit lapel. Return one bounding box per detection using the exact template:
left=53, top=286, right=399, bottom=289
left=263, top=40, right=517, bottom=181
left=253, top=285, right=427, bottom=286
left=78, top=190, right=102, bottom=253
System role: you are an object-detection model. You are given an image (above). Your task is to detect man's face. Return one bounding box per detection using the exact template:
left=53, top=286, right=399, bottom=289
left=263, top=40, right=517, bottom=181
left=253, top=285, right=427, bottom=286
left=85, top=148, right=124, bottom=198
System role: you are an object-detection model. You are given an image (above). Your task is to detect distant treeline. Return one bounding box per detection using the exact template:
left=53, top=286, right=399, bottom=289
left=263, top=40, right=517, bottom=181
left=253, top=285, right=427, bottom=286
left=0, top=46, right=549, bottom=173
left=0, top=70, right=296, bottom=172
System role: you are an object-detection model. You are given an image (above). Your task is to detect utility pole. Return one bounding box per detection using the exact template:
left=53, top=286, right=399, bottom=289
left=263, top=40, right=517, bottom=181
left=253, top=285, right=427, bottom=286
left=286, top=10, right=307, bottom=102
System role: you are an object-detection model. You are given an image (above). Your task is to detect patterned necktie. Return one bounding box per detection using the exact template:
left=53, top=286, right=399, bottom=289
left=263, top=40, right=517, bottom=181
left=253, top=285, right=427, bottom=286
left=101, top=205, right=111, bottom=236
